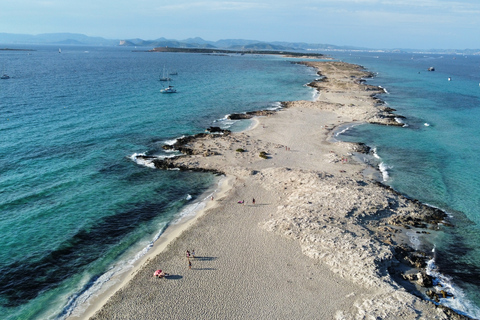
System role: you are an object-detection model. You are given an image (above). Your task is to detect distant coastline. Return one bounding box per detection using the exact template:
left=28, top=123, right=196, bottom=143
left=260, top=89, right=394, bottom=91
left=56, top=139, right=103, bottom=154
left=0, top=48, right=35, bottom=51
left=147, top=46, right=326, bottom=58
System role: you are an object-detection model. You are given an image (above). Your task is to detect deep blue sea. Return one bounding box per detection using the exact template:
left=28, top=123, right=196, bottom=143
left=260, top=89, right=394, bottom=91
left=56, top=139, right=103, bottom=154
left=334, top=51, right=480, bottom=318
left=2, top=46, right=480, bottom=319
left=0, top=45, right=317, bottom=319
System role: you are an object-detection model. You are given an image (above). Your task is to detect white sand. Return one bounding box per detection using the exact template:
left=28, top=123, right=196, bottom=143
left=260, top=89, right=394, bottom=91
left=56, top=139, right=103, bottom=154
left=77, top=61, right=455, bottom=320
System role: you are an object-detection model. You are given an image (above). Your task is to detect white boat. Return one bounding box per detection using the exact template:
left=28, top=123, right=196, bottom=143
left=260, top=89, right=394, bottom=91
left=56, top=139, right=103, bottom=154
left=160, top=85, right=177, bottom=93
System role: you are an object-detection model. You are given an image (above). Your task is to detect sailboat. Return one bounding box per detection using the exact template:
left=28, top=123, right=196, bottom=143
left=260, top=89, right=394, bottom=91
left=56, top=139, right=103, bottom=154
left=159, top=66, right=171, bottom=81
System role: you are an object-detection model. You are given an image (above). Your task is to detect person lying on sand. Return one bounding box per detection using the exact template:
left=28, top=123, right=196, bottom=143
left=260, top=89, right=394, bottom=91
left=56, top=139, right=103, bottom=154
left=153, top=270, right=168, bottom=278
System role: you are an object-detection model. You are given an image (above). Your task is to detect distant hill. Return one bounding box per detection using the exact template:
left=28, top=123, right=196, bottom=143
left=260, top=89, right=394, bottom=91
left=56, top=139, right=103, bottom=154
left=0, top=33, right=117, bottom=46
left=120, top=37, right=216, bottom=49
left=0, top=33, right=478, bottom=54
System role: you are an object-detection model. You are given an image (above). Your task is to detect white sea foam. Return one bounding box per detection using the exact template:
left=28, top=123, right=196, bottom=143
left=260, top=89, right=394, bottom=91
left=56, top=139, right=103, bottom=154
left=426, top=252, right=480, bottom=319
left=378, top=162, right=391, bottom=182
left=378, top=85, right=389, bottom=94
left=424, top=123, right=430, bottom=127
left=214, top=114, right=237, bottom=129
left=267, top=101, right=283, bottom=111
left=395, top=117, right=408, bottom=127
left=334, top=126, right=351, bottom=137
left=128, top=153, right=176, bottom=169
left=164, top=135, right=185, bottom=146
left=129, top=153, right=155, bottom=169
left=331, top=123, right=361, bottom=142
left=372, top=147, right=380, bottom=159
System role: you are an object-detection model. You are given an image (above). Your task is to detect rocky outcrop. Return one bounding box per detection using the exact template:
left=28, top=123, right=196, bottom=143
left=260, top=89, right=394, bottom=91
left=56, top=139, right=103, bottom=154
left=151, top=157, right=224, bottom=175
left=227, top=109, right=277, bottom=120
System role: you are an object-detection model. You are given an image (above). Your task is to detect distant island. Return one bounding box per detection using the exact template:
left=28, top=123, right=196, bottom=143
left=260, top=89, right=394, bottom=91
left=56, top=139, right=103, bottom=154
left=0, top=48, right=35, bottom=51
left=1, top=33, right=479, bottom=55
left=148, top=46, right=325, bottom=58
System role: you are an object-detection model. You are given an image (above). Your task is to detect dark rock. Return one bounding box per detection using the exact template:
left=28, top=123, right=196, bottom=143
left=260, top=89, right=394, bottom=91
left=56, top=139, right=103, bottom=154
left=353, top=143, right=371, bottom=154
left=228, top=109, right=277, bottom=120
left=416, top=271, right=433, bottom=287
left=206, top=126, right=223, bottom=133
left=152, top=158, right=224, bottom=175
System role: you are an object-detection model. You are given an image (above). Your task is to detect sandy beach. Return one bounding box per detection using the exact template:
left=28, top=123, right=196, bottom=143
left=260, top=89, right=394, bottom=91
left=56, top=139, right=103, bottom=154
left=78, top=61, right=466, bottom=319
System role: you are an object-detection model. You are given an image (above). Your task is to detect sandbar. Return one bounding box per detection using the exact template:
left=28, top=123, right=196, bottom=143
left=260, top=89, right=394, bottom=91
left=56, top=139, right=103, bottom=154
left=77, top=61, right=464, bottom=320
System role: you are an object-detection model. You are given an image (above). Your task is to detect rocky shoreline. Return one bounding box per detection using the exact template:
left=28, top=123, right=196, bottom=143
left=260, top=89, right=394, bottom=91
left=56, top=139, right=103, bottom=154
left=88, top=60, right=471, bottom=320
left=152, top=61, right=468, bottom=318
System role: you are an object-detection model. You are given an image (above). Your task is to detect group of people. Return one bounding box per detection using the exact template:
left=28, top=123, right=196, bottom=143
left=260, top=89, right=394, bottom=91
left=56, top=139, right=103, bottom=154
left=186, top=249, right=195, bottom=269
left=153, top=249, right=196, bottom=278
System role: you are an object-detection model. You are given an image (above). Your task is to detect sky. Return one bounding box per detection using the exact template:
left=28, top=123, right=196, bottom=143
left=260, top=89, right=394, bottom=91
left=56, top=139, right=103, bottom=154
left=1, top=0, right=479, bottom=49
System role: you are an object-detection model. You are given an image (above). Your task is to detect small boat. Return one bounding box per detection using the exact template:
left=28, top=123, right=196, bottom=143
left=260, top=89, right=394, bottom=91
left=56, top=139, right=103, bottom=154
left=1, top=65, right=9, bottom=79
left=448, top=77, right=452, bottom=81
left=160, top=85, right=177, bottom=93
left=428, top=67, right=435, bottom=71
left=159, top=66, right=171, bottom=81
left=169, top=71, right=178, bottom=75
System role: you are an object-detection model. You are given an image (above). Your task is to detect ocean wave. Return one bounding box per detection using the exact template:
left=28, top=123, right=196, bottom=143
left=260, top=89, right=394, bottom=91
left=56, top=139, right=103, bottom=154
left=378, top=85, right=389, bottom=94
left=395, top=117, right=408, bottom=127
left=426, top=251, right=480, bottom=319
left=129, top=153, right=155, bottom=168
left=213, top=114, right=237, bottom=129
left=335, top=127, right=350, bottom=138
left=164, top=135, right=186, bottom=146
left=128, top=153, right=176, bottom=169
left=331, top=123, right=361, bottom=141
left=266, top=101, right=283, bottom=111
left=378, top=162, right=392, bottom=182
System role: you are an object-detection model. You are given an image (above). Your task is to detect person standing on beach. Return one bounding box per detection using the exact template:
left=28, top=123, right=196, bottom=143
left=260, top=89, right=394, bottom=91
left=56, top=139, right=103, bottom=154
left=252, top=198, right=255, bottom=205
left=188, top=259, right=192, bottom=269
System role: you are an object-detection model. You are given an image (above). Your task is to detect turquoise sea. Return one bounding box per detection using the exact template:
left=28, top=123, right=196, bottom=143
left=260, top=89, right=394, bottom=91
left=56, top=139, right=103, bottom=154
left=1, top=45, right=480, bottom=319
left=335, top=51, right=480, bottom=318
left=0, top=46, right=316, bottom=319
